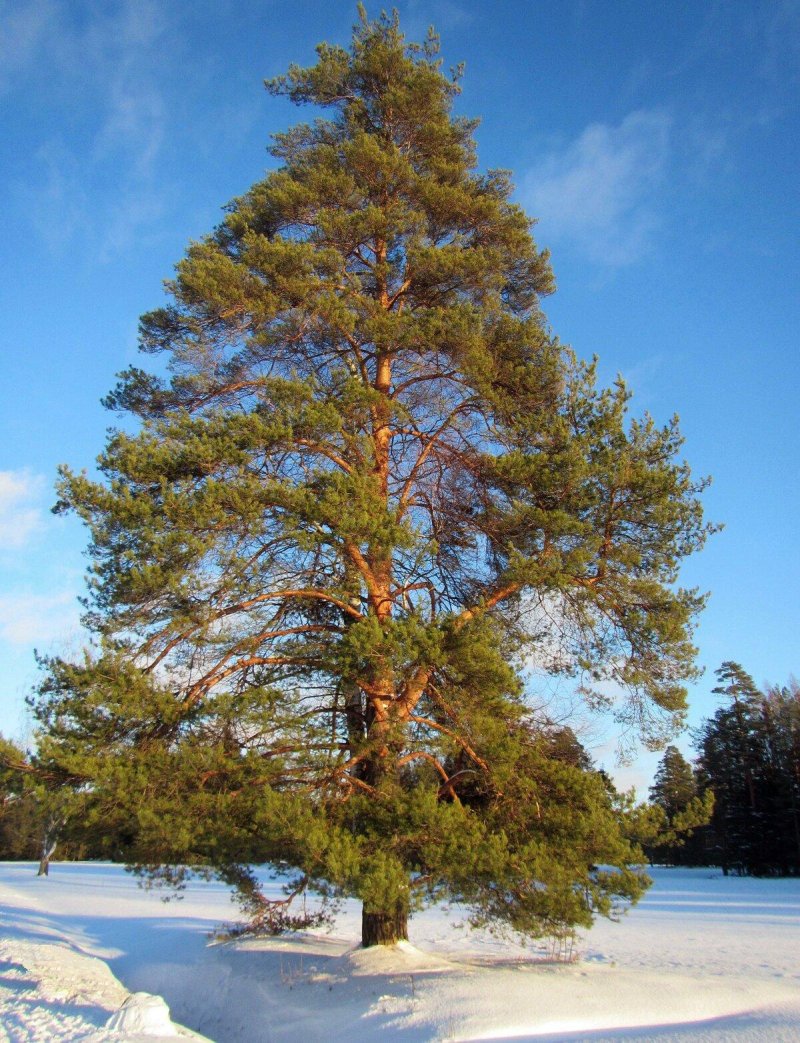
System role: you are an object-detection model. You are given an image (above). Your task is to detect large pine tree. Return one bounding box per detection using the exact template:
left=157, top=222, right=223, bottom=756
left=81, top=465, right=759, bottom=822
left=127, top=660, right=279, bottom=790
left=33, top=10, right=715, bottom=946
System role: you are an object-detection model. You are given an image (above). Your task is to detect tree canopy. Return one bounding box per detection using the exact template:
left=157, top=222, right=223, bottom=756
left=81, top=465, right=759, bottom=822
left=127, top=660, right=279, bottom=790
left=32, top=9, right=715, bottom=946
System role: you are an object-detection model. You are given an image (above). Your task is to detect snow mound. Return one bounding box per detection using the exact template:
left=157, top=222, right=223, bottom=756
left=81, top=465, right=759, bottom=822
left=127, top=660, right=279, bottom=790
left=1, top=937, right=129, bottom=1009
left=106, top=992, right=179, bottom=1035
left=2, top=864, right=800, bottom=1041
left=0, top=934, right=212, bottom=1042
left=344, top=938, right=456, bottom=975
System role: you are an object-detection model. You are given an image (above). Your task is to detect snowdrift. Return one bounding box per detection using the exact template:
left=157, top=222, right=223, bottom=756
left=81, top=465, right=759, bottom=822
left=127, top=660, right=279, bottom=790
left=1, top=863, right=799, bottom=1041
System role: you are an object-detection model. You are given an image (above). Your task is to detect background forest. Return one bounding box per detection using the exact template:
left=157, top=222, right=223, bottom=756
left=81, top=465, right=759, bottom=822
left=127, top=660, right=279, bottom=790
left=648, top=663, right=800, bottom=876
left=4, top=662, right=799, bottom=880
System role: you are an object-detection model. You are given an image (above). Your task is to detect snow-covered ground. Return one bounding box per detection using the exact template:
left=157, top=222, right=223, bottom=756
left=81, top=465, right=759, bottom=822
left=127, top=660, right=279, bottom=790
left=1, top=863, right=799, bottom=1041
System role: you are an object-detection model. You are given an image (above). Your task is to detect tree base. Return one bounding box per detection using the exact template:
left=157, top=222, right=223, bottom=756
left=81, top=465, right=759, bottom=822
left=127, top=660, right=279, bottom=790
left=361, top=907, right=408, bottom=947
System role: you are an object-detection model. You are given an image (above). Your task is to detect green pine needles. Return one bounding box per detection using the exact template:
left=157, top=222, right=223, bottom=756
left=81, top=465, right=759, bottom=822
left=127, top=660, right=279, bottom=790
left=32, top=10, right=716, bottom=947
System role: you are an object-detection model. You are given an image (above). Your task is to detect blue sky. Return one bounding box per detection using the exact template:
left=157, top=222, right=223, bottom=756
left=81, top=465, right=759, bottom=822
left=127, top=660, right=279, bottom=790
left=1, top=0, right=798, bottom=790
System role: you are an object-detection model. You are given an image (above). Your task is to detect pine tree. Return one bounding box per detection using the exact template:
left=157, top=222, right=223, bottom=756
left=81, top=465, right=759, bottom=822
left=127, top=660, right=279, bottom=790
left=0, top=737, right=37, bottom=860
left=712, top=662, right=762, bottom=708
left=0, top=736, right=88, bottom=870
left=697, top=663, right=762, bottom=872
left=32, top=10, right=715, bottom=946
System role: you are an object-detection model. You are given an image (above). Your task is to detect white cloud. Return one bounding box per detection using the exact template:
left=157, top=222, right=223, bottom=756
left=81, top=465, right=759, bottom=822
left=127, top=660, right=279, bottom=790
left=0, top=590, right=78, bottom=646
left=0, top=471, right=45, bottom=551
left=522, top=110, right=672, bottom=266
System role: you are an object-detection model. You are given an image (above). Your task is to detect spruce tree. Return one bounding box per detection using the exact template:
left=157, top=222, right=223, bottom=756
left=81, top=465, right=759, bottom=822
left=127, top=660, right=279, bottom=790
left=650, top=746, right=696, bottom=821
left=32, top=10, right=715, bottom=946
left=698, top=663, right=768, bottom=873
left=647, top=745, right=711, bottom=865
left=761, top=680, right=800, bottom=872
left=698, top=668, right=800, bottom=875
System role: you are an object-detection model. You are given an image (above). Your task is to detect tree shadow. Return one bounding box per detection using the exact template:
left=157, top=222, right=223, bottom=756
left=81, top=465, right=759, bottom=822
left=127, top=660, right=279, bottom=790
left=470, top=1006, right=800, bottom=1042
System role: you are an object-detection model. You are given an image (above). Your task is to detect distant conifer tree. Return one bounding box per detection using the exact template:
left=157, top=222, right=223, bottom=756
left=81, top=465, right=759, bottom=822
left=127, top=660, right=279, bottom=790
left=651, top=747, right=697, bottom=820
left=647, top=745, right=711, bottom=865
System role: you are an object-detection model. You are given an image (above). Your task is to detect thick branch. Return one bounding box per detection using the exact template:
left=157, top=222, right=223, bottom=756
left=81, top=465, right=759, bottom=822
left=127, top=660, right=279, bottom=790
left=453, top=582, right=521, bottom=631
left=408, top=714, right=490, bottom=773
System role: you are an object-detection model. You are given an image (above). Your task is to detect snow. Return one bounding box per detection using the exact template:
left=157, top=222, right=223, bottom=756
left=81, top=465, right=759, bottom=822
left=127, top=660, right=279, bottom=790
left=105, top=993, right=182, bottom=1036
left=1, top=863, right=799, bottom=1041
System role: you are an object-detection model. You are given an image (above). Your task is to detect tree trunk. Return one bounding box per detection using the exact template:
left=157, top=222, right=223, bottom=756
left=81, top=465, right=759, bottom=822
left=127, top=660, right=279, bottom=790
left=37, top=829, right=58, bottom=876
left=361, top=905, right=409, bottom=947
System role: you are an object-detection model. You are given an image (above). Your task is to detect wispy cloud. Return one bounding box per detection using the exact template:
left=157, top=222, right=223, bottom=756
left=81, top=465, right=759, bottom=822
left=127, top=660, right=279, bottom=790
left=0, top=471, right=45, bottom=551
left=26, top=142, right=88, bottom=253
left=0, top=0, right=56, bottom=95
left=0, top=590, right=78, bottom=646
left=8, top=0, right=173, bottom=261
left=400, top=0, right=473, bottom=44
left=406, top=0, right=472, bottom=27
left=0, top=470, right=85, bottom=663
left=761, top=0, right=800, bottom=88
left=521, top=110, right=672, bottom=266
left=86, top=0, right=168, bottom=178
